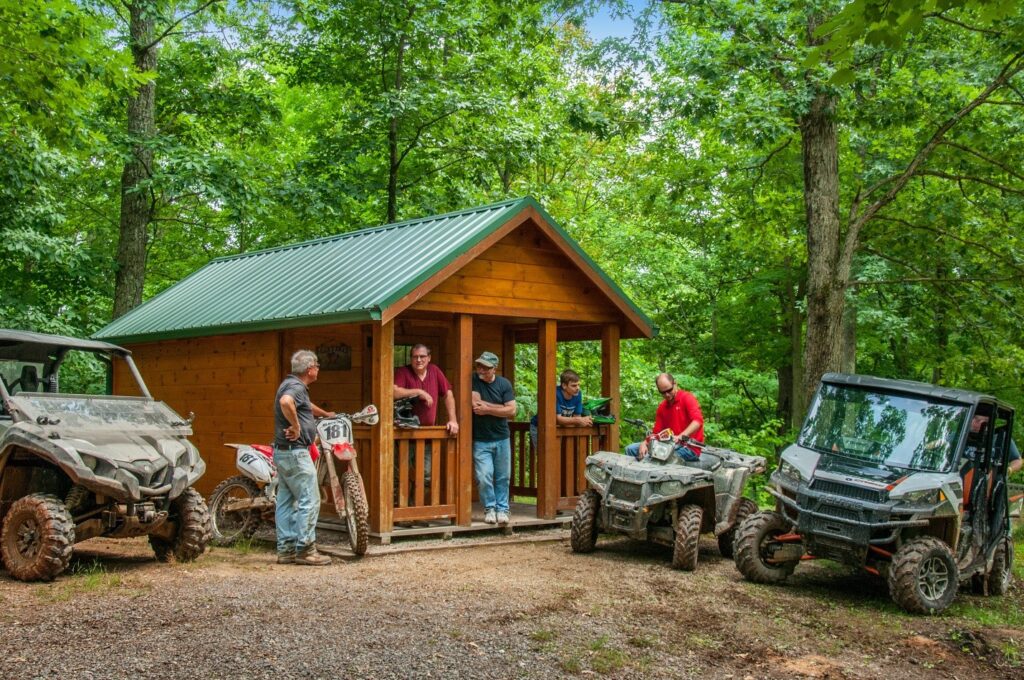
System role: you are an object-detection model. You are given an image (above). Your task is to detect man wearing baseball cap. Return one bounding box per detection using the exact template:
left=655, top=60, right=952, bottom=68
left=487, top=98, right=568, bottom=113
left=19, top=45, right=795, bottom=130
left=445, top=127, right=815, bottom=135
left=471, top=351, right=516, bottom=525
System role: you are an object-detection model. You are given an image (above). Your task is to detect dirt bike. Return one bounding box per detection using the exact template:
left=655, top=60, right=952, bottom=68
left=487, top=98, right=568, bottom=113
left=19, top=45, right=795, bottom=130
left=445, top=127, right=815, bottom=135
left=208, top=404, right=379, bottom=555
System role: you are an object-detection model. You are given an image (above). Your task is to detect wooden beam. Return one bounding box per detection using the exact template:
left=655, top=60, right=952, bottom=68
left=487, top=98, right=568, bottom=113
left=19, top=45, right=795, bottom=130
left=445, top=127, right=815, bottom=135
left=454, top=314, right=474, bottom=526
left=602, top=324, right=621, bottom=453
left=369, top=320, right=394, bottom=533
left=502, top=329, right=516, bottom=387
left=536, top=319, right=558, bottom=519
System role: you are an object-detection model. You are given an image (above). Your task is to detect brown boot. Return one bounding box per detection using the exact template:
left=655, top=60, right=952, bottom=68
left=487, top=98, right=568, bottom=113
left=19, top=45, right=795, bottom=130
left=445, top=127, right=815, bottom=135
left=276, top=552, right=295, bottom=565
left=294, top=546, right=332, bottom=566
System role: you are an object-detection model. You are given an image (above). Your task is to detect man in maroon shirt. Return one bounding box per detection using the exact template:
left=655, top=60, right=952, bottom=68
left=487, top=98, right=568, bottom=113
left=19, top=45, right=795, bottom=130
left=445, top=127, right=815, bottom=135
left=624, top=373, right=704, bottom=461
left=393, top=344, right=458, bottom=502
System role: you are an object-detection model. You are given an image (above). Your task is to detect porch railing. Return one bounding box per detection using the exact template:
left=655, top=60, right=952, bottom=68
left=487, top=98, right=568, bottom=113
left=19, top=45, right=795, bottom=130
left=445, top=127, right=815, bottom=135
left=392, top=426, right=457, bottom=522
left=509, top=422, right=610, bottom=510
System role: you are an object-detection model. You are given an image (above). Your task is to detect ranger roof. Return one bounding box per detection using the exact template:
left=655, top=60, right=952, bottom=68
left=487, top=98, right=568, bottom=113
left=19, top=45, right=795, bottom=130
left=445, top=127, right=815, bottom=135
left=822, top=372, right=1012, bottom=411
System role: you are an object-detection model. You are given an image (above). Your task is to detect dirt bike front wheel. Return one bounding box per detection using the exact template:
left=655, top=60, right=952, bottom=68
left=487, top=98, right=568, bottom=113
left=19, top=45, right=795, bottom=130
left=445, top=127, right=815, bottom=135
left=341, top=469, right=369, bottom=556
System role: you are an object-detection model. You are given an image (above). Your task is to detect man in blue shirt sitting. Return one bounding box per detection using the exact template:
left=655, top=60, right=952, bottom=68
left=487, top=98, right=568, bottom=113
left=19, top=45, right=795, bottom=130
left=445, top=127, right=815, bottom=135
left=530, top=369, right=593, bottom=451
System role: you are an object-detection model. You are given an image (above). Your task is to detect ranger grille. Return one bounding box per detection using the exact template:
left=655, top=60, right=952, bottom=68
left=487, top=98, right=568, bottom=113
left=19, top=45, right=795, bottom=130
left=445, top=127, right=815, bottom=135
left=811, top=479, right=885, bottom=503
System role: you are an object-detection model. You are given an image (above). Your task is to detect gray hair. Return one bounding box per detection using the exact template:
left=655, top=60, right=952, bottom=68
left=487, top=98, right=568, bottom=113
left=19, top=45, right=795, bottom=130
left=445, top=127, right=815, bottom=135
left=291, top=350, right=319, bottom=374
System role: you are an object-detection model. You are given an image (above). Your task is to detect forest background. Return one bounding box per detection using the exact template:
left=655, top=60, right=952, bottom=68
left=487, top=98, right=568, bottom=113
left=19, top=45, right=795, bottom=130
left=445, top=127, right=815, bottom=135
left=2, top=0, right=1022, bottom=472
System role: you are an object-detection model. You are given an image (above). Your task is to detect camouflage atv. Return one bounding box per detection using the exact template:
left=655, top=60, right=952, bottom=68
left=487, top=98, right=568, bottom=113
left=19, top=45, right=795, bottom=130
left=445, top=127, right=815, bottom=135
left=0, top=330, right=210, bottom=581
left=570, top=423, right=765, bottom=570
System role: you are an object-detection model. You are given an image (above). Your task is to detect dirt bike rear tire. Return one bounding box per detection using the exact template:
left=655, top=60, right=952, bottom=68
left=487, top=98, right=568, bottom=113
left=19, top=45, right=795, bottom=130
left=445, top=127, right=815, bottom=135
left=342, top=470, right=369, bottom=556
left=208, top=476, right=262, bottom=546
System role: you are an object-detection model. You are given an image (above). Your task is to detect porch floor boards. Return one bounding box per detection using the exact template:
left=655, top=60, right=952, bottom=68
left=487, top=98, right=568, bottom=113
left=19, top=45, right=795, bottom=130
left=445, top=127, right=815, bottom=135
left=317, top=502, right=572, bottom=543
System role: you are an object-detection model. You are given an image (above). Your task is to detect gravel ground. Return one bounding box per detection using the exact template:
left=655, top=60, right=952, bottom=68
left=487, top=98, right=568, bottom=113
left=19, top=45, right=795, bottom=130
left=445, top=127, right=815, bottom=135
left=1, top=531, right=1021, bottom=679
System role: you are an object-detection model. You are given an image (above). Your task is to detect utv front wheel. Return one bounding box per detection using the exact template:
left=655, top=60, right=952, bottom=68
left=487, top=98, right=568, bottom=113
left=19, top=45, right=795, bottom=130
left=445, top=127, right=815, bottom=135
left=570, top=490, right=601, bottom=553
left=671, top=504, right=703, bottom=571
left=717, top=497, right=759, bottom=559
left=0, top=494, right=75, bottom=582
left=733, top=511, right=798, bottom=584
left=151, top=488, right=211, bottom=563
left=888, top=536, right=959, bottom=614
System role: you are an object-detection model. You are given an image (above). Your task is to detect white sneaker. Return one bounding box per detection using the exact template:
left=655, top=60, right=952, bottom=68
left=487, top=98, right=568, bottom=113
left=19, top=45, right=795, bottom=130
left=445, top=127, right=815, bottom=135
left=483, top=509, right=497, bottom=524
left=497, top=511, right=510, bottom=526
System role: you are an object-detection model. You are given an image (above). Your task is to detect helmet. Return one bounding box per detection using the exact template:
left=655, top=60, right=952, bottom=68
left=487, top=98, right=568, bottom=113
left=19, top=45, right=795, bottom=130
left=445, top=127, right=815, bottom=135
left=394, top=397, right=420, bottom=428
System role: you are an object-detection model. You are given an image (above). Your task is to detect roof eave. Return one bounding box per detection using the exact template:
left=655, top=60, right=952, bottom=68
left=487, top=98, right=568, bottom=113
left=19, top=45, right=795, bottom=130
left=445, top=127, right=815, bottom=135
left=96, top=308, right=382, bottom=346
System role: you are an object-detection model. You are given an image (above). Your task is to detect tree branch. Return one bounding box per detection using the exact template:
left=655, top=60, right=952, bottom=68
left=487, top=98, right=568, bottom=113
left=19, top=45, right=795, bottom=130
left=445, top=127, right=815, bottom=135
left=842, top=50, right=1024, bottom=271
left=142, top=0, right=222, bottom=51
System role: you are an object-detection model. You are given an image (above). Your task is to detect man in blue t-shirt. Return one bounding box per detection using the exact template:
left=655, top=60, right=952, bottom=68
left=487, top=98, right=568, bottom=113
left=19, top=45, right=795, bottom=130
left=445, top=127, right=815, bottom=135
left=530, top=369, right=593, bottom=450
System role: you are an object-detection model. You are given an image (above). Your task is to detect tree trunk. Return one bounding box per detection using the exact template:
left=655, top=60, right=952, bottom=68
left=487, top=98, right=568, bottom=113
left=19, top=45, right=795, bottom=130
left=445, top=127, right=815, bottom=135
left=841, top=298, right=857, bottom=373
left=113, top=1, right=157, bottom=319
left=800, top=82, right=845, bottom=403
left=386, top=15, right=409, bottom=224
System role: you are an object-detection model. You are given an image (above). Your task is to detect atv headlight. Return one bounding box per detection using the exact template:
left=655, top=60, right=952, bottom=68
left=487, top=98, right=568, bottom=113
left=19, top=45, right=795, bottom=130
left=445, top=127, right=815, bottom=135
left=585, top=466, right=609, bottom=487
left=659, top=480, right=683, bottom=496
left=894, top=488, right=941, bottom=506
left=79, top=454, right=98, bottom=471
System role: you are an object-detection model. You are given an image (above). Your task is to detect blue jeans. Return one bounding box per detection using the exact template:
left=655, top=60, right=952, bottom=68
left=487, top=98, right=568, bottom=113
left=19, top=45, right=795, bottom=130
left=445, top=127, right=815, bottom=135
left=473, top=438, right=511, bottom=513
left=624, top=441, right=699, bottom=462
left=273, top=446, right=320, bottom=554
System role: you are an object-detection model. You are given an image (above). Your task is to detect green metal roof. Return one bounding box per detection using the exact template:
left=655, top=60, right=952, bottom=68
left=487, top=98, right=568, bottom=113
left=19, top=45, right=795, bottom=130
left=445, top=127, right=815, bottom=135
left=94, top=197, right=654, bottom=344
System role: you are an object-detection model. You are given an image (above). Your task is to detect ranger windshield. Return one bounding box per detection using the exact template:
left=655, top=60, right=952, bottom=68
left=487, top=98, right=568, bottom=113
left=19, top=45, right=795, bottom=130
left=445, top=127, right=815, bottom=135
left=798, top=384, right=968, bottom=472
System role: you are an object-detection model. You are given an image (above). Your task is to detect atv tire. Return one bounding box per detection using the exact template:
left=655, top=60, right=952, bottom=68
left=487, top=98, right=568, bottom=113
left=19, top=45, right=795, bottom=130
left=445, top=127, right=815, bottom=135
left=342, top=470, right=369, bottom=556
left=570, top=490, right=601, bottom=554
left=733, top=511, right=798, bottom=584
left=208, top=476, right=261, bottom=546
left=671, top=504, right=703, bottom=571
left=0, top=494, right=75, bottom=582
left=888, top=536, right=959, bottom=615
left=717, top=497, right=759, bottom=559
left=150, top=488, right=211, bottom=563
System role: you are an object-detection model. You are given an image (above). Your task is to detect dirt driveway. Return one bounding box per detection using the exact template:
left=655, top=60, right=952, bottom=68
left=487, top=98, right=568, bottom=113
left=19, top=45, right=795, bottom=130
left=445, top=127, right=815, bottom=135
left=1, top=531, right=1021, bottom=679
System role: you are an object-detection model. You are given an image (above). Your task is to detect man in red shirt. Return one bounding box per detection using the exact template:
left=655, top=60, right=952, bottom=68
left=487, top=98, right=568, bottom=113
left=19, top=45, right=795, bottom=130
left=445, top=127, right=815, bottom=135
left=624, top=373, right=704, bottom=461
left=393, top=344, right=458, bottom=503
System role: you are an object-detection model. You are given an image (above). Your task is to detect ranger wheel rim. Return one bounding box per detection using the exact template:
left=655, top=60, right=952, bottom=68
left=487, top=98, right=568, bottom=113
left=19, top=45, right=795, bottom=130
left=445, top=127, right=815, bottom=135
left=918, top=555, right=950, bottom=601
left=14, top=517, right=42, bottom=559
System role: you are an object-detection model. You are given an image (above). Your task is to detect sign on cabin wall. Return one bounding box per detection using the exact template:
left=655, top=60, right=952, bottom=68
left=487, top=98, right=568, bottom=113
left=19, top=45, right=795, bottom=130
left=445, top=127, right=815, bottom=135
left=316, top=342, right=352, bottom=371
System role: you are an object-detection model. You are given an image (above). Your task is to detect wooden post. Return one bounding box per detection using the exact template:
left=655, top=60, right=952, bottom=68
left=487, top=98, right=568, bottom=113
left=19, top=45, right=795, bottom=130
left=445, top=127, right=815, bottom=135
left=537, top=318, right=558, bottom=519
left=455, top=314, right=474, bottom=526
left=369, top=320, right=394, bottom=534
left=602, top=324, right=621, bottom=453
left=502, top=329, right=516, bottom=387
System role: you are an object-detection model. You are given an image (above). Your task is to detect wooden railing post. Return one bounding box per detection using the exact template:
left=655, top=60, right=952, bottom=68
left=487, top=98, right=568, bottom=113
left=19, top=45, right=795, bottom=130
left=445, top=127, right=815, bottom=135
left=537, top=318, right=558, bottom=519
left=455, top=314, right=474, bottom=526
left=370, top=320, right=394, bottom=533
left=602, top=324, right=621, bottom=453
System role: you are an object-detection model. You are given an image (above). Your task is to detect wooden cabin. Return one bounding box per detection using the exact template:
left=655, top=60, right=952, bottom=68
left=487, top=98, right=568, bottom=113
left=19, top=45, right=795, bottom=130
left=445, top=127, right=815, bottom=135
left=94, top=197, right=655, bottom=540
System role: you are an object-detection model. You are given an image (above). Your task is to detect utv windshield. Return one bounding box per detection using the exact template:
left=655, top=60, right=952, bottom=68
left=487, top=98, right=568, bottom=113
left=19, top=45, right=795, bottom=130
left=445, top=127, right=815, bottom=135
left=10, top=394, right=187, bottom=433
left=798, top=384, right=968, bottom=472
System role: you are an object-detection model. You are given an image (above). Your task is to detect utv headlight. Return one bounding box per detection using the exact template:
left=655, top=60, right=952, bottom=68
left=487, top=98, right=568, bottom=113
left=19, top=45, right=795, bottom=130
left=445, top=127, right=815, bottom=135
left=895, top=488, right=941, bottom=506
left=777, top=460, right=801, bottom=484
left=659, top=480, right=683, bottom=496
left=79, top=454, right=98, bottom=471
